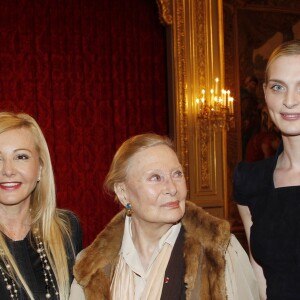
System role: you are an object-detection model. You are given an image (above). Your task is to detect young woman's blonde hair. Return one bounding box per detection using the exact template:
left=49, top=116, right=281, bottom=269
left=104, top=133, right=175, bottom=198
left=265, top=39, right=300, bottom=82
left=0, top=112, right=74, bottom=300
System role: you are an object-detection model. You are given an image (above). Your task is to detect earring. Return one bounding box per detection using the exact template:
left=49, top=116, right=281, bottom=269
left=125, top=203, right=132, bottom=217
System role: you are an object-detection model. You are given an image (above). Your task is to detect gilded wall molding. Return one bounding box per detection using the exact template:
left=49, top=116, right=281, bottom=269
left=156, top=0, right=173, bottom=25
left=173, top=0, right=190, bottom=192
left=157, top=0, right=190, bottom=191
left=194, top=0, right=211, bottom=191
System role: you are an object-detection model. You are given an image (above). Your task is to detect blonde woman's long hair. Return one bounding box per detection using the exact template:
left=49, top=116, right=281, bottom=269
left=0, top=112, right=75, bottom=300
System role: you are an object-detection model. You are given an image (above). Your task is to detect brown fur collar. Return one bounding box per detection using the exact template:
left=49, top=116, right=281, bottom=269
left=181, top=201, right=230, bottom=299
left=74, top=201, right=230, bottom=299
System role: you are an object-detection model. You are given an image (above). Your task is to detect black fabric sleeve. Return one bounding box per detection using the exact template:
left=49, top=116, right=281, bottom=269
left=233, top=157, right=275, bottom=208
left=67, top=211, right=83, bottom=255
left=61, top=210, right=83, bottom=281
left=233, top=162, right=250, bottom=206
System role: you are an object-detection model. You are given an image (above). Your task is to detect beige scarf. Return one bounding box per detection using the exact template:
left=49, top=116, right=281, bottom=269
left=110, top=243, right=172, bottom=300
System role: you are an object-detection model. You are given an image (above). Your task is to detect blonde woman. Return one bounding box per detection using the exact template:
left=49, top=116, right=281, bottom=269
left=0, top=112, right=82, bottom=299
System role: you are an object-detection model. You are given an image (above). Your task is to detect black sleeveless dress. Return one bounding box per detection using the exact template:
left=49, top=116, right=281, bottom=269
left=234, top=143, right=300, bottom=299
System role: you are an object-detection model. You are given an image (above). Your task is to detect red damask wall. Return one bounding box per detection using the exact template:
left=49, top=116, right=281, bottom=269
left=0, top=0, right=168, bottom=245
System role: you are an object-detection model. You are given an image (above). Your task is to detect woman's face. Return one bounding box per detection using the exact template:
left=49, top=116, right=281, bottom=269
left=118, top=144, right=186, bottom=227
left=0, top=128, right=41, bottom=208
left=264, top=55, right=300, bottom=136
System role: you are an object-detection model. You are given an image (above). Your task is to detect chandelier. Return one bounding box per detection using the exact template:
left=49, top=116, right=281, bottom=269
left=196, top=78, right=235, bottom=130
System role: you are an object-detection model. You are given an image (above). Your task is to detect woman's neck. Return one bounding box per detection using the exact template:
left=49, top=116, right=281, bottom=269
left=0, top=203, right=31, bottom=241
left=130, top=219, right=172, bottom=270
left=278, top=136, right=300, bottom=169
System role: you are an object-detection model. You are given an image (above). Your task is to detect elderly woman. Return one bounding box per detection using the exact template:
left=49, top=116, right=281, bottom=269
left=70, top=133, right=258, bottom=300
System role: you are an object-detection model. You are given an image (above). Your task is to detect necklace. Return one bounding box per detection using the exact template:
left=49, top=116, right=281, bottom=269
left=34, top=233, right=59, bottom=299
left=0, top=232, right=59, bottom=299
left=0, top=259, right=18, bottom=299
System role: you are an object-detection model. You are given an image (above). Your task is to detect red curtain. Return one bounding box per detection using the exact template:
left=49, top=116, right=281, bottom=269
left=0, top=0, right=168, bottom=245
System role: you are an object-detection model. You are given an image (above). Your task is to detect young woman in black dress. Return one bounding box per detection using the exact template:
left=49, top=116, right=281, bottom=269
left=234, top=39, right=300, bottom=300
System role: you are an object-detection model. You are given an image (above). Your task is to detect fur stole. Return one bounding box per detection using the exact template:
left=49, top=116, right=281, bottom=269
left=74, top=201, right=230, bottom=300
